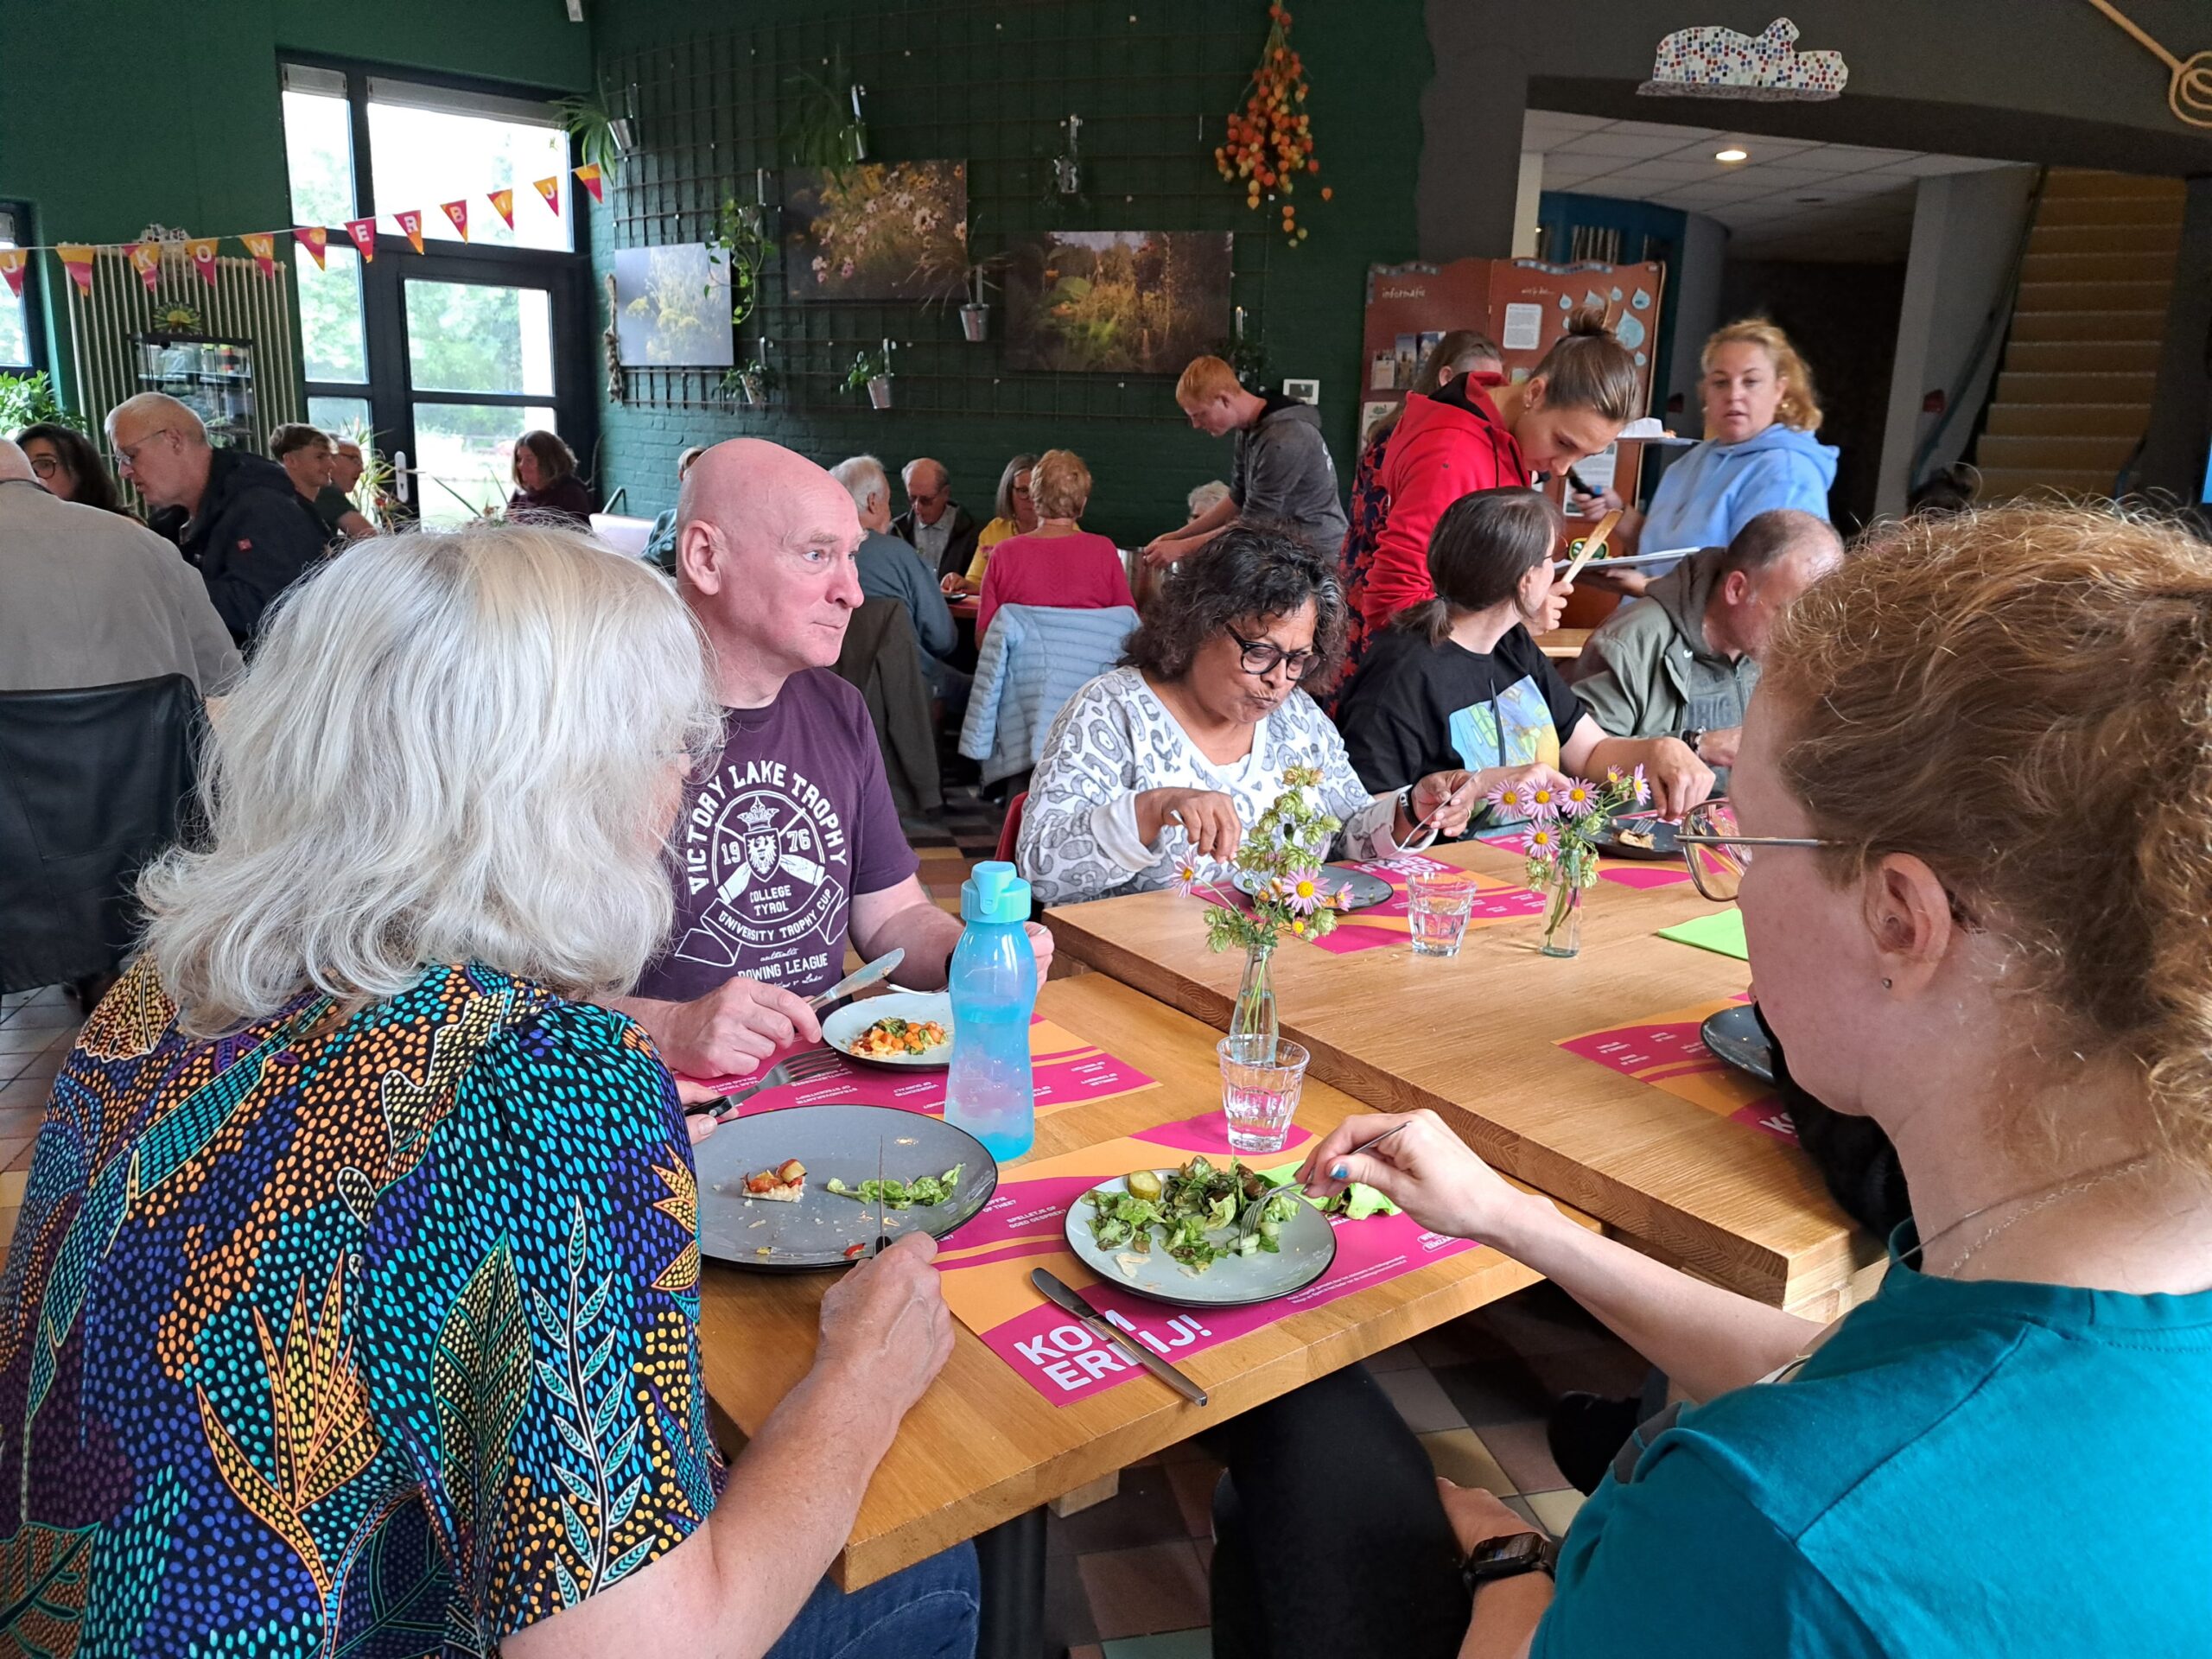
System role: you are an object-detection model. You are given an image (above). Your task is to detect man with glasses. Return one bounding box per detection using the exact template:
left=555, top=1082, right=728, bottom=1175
left=105, top=394, right=326, bottom=645
left=892, top=456, right=981, bottom=586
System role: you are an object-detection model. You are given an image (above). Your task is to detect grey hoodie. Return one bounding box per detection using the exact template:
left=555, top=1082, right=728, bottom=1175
left=1232, top=395, right=1348, bottom=553
left=1571, top=547, right=1758, bottom=785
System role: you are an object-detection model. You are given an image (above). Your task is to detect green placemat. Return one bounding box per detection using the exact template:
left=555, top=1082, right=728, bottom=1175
left=1657, top=908, right=1749, bottom=960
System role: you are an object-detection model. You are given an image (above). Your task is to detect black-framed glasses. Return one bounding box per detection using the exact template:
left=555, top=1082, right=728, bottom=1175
left=1224, top=624, right=1319, bottom=683
left=1672, top=800, right=1838, bottom=903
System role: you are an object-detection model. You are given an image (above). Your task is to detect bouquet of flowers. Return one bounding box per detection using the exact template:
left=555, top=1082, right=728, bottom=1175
left=1497, top=766, right=1651, bottom=957
left=1168, top=766, right=1351, bottom=951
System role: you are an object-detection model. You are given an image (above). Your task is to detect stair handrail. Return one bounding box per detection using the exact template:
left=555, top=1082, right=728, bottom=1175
left=1909, top=165, right=2050, bottom=493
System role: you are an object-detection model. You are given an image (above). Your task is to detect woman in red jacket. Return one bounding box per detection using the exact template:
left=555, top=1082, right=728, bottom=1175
left=1346, top=308, right=1640, bottom=677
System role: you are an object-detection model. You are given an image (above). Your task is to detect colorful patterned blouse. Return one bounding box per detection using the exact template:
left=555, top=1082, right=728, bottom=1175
left=0, top=957, right=719, bottom=1655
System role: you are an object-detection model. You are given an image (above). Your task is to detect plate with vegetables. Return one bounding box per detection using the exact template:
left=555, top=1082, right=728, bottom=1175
left=822, top=991, right=955, bottom=1070
left=695, top=1104, right=997, bottom=1271
left=1064, top=1155, right=1338, bottom=1307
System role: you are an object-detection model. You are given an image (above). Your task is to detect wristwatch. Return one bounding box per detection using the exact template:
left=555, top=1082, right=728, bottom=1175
left=1680, top=727, right=1705, bottom=752
left=1462, top=1530, right=1560, bottom=1592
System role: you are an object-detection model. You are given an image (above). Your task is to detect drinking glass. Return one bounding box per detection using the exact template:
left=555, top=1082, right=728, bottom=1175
left=1217, top=1035, right=1311, bottom=1154
left=1407, top=868, right=1478, bottom=957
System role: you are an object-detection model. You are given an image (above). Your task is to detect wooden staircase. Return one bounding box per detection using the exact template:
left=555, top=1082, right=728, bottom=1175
left=1974, top=169, right=2183, bottom=500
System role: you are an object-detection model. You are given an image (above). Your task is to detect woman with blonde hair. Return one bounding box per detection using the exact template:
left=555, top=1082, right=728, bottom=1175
left=1577, top=318, right=1836, bottom=590
left=1212, top=505, right=2212, bottom=1658
left=943, top=451, right=1040, bottom=594
left=974, top=446, right=1134, bottom=638
left=0, top=525, right=978, bottom=1656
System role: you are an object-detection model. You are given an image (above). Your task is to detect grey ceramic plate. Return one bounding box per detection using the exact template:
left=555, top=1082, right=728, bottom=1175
left=1063, top=1169, right=1338, bottom=1308
left=1700, top=1004, right=1777, bottom=1086
left=696, top=1104, right=997, bottom=1271
left=1595, top=814, right=1681, bottom=861
left=822, top=990, right=955, bottom=1071
left=1230, top=863, right=1394, bottom=912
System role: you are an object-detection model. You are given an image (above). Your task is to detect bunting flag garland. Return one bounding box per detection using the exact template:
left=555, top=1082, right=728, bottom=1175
left=439, top=199, right=469, bottom=241
left=242, top=232, right=277, bottom=278
left=394, top=209, right=425, bottom=255
left=532, top=175, right=561, bottom=215
left=57, top=245, right=96, bottom=293
left=0, top=249, right=26, bottom=298
left=296, top=226, right=330, bottom=269
left=488, top=188, right=515, bottom=229
left=345, top=218, right=378, bottom=262
left=574, top=163, right=604, bottom=204
left=186, top=237, right=221, bottom=287
left=124, top=241, right=162, bottom=293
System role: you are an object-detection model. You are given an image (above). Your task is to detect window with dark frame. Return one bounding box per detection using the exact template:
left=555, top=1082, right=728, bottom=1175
left=0, top=204, right=41, bottom=374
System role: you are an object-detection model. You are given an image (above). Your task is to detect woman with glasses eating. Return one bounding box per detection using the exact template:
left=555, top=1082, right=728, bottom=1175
left=1017, top=522, right=1480, bottom=905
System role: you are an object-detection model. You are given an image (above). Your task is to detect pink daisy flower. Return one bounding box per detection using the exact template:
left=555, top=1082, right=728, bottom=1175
left=1170, top=855, right=1208, bottom=896
left=1516, top=780, right=1562, bottom=823
left=1560, top=780, right=1598, bottom=819
left=1281, top=865, right=1329, bottom=916
left=1631, top=765, right=1652, bottom=807
left=1525, top=824, right=1562, bottom=861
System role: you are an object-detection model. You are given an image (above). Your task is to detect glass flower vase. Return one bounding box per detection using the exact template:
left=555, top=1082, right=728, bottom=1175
left=1229, top=939, right=1280, bottom=1060
left=1539, top=866, right=1584, bottom=959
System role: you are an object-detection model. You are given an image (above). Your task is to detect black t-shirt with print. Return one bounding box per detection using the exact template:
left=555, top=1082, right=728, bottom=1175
left=1334, top=621, right=1589, bottom=794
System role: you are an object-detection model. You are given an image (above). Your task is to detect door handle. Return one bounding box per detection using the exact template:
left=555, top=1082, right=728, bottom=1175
left=393, top=449, right=410, bottom=505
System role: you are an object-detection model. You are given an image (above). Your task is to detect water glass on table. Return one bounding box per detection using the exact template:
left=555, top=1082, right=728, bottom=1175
left=1217, top=1035, right=1311, bottom=1154
left=1408, top=868, right=1478, bottom=957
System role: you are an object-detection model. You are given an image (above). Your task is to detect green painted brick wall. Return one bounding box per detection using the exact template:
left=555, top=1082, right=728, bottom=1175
left=585, top=0, right=1429, bottom=547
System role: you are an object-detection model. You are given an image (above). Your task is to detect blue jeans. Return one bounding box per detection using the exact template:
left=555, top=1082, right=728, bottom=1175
left=764, top=1541, right=980, bottom=1659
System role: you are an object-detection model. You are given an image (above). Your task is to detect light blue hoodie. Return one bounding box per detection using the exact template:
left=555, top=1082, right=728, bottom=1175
left=1638, top=423, right=1839, bottom=564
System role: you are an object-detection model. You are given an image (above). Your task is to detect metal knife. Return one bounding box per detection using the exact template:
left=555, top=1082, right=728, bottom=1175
left=1030, top=1268, right=1210, bottom=1407
left=807, top=948, right=906, bottom=1011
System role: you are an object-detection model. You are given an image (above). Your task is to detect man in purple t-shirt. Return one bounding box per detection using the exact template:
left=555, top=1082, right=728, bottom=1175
left=614, top=439, right=1054, bottom=1083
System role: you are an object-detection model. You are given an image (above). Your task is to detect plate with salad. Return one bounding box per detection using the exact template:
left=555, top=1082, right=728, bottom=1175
left=1063, top=1155, right=1342, bottom=1307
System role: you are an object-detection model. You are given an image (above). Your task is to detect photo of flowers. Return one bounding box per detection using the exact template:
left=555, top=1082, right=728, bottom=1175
left=1003, top=232, right=1234, bottom=373
left=782, top=161, right=969, bottom=301
left=613, top=243, right=734, bottom=367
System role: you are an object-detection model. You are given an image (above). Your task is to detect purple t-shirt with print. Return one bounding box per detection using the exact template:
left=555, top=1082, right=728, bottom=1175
left=638, top=669, right=918, bottom=1004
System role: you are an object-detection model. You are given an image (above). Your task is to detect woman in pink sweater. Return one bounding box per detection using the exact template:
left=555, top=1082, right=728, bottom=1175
left=976, top=448, right=1135, bottom=639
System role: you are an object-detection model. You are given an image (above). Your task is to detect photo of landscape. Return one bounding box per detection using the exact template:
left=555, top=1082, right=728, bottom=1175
left=1003, top=232, right=1233, bottom=373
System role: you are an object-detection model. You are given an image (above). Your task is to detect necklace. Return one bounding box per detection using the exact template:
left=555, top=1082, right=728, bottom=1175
left=1903, top=1153, right=2153, bottom=1275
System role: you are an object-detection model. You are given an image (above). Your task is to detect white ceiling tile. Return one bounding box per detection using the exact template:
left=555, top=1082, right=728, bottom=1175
left=1598, top=159, right=1724, bottom=184
left=1601, top=118, right=1722, bottom=141
left=1522, top=113, right=1609, bottom=149
left=1554, top=130, right=1684, bottom=158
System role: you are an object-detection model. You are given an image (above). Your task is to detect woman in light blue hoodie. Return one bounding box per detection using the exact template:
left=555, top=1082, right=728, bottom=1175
left=1575, top=319, right=1837, bottom=593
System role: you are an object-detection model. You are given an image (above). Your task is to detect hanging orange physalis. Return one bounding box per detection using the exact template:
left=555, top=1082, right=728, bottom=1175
left=1217, top=3, right=1321, bottom=244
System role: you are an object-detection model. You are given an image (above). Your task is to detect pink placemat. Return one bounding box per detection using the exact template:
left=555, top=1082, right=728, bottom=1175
left=1556, top=998, right=1795, bottom=1143
left=933, top=1109, right=1480, bottom=1405
left=1477, top=823, right=1693, bottom=889
left=1197, top=854, right=1546, bottom=955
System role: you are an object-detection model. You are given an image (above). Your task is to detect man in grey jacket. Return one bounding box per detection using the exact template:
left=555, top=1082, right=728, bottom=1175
left=830, top=454, right=968, bottom=715
left=1141, top=356, right=1346, bottom=566
left=1571, top=508, right=1840, bottom=786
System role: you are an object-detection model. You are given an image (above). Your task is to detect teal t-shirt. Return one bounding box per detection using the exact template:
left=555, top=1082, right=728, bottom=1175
left=1534, top=1230, right=2212, bottom=1657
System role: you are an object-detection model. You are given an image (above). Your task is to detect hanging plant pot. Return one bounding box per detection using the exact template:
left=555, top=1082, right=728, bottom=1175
left=959, top=302, right=991, bottom=343
left=867, top=374, right=893, bottom=410
left=739, top=373, right=764, bottom=407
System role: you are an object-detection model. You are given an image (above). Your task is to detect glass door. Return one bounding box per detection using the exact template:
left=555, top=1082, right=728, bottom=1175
left=398, top=264, right=564, bottom=524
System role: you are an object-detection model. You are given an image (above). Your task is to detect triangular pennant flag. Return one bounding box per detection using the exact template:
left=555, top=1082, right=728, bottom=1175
left=344, top=218, right=378, bottom=262
left=532, top=175, right=561, bottom=216
left=0, top=249, right=26, bottom=299
left=394, top=209, right=425, bottom=254
left=125, top=241, right=162, bottom=293
left=296, top=226, right=331, bottom=269
left=488, top=188, right=515, bottom=229
left=57, top=245, right=96, bottom=294
left=186, top=237, right=221, bottom=287
left=242, top=232, right=277, bottom=279
left=574, top=163, right=604, bottom=204
left=439, top=199, right=469, bottom=241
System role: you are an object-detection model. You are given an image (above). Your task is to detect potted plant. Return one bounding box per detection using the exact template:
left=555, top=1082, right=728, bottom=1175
left=0, top=371, right=80, bottom=433
left=843, top=344, right=893, bottom=410
left=783, top=52, right=868, bottom=169
left=706, top=199, right=772, bottom=331
left=959, top=264, right=993, bottom=343
left=555, top=84, right=633, bottom=176
left=721, top=359, right=778, bottom=407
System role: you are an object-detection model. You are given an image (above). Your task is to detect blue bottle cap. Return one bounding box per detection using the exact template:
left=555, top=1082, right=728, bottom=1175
left=963, top=859, right=1033, bottom=925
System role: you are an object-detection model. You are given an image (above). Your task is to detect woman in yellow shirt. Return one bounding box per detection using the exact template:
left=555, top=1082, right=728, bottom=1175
left=943, top=452, right=1039, bottom=594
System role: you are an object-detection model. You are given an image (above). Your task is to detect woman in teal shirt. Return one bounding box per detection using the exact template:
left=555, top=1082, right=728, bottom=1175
left=1261, top=503, right=2212, bottom=1658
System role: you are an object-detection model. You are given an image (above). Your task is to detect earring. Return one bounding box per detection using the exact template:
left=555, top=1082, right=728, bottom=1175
left=1881, top=977, right=1892, bottom=989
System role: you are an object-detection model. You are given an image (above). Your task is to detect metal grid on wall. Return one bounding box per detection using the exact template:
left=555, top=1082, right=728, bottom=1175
left=600, top=0, right=1274, bottom=420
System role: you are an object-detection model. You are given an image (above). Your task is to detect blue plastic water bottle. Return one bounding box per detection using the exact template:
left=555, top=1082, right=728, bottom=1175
left=944, top=860, right=1039, bottom=1161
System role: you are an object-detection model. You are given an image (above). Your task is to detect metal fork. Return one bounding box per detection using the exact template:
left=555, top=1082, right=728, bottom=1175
left=683, top=1045, right=849, bottom=1116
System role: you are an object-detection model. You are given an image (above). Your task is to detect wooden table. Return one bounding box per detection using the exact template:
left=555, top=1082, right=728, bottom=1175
left=1048, top=842, right=1882, bottom=1320
left=695, top=971, right=1586, bottom=1590
left=1539, top=626, right=1591, bottom=663
left=948, top=593, right=980, bottom=621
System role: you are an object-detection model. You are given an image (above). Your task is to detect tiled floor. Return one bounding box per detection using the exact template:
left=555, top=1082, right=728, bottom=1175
left=2, top=787, right=1649, bottom=1656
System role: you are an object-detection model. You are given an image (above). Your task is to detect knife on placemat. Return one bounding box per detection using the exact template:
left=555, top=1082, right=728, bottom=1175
left=1030, top=1268, right=1210, bottom=1407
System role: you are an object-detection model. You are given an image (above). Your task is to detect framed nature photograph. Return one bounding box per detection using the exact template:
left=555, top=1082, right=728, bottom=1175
left=613, top=243, right=734, bottom=367
left=783, top=161, right=969, bottom=301
left=1003, top=231, right=1233, bottom=373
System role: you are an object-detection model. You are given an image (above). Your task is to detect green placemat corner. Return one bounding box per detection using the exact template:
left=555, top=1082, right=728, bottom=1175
left=1656, top=908, right=1749, bottom=960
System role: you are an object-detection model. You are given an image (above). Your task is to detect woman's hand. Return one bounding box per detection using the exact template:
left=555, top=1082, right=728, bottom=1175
left=1297, top=1109, right=1531, bottom=1242
left=1404, top=771, right=1481, bottom=840
left=1139, top=786, right=1244, bottom=861
left=1639, top=737, right=1716, bottom=820
left=1567, top=486, right=1624, bottom=518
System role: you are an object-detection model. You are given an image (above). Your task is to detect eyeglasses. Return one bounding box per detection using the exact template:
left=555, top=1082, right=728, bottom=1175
left=111, top=429, right=179, bottom=472
left=27, top=454, right=60, bottom=479
left=1671, top=799, right=1838, bottom=903
left=1224, top=624, right=1320, bottom=683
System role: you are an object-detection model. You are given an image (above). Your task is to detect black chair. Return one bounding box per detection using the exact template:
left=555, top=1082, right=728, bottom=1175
left=0, top=675, right=203, bottom=995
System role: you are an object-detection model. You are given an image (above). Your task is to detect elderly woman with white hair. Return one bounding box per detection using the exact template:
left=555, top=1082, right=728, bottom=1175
left=0, top=525, right=977, bottom=1656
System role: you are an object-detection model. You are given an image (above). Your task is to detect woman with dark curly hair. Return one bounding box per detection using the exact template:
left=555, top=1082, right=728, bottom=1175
left=1015, top=522, right=1481, bottom=906
left=17, top=421, right=126, bottom=515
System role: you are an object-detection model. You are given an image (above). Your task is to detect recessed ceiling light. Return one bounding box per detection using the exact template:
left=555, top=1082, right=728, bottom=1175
left=1715, top=147, right=1750, bottom=163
